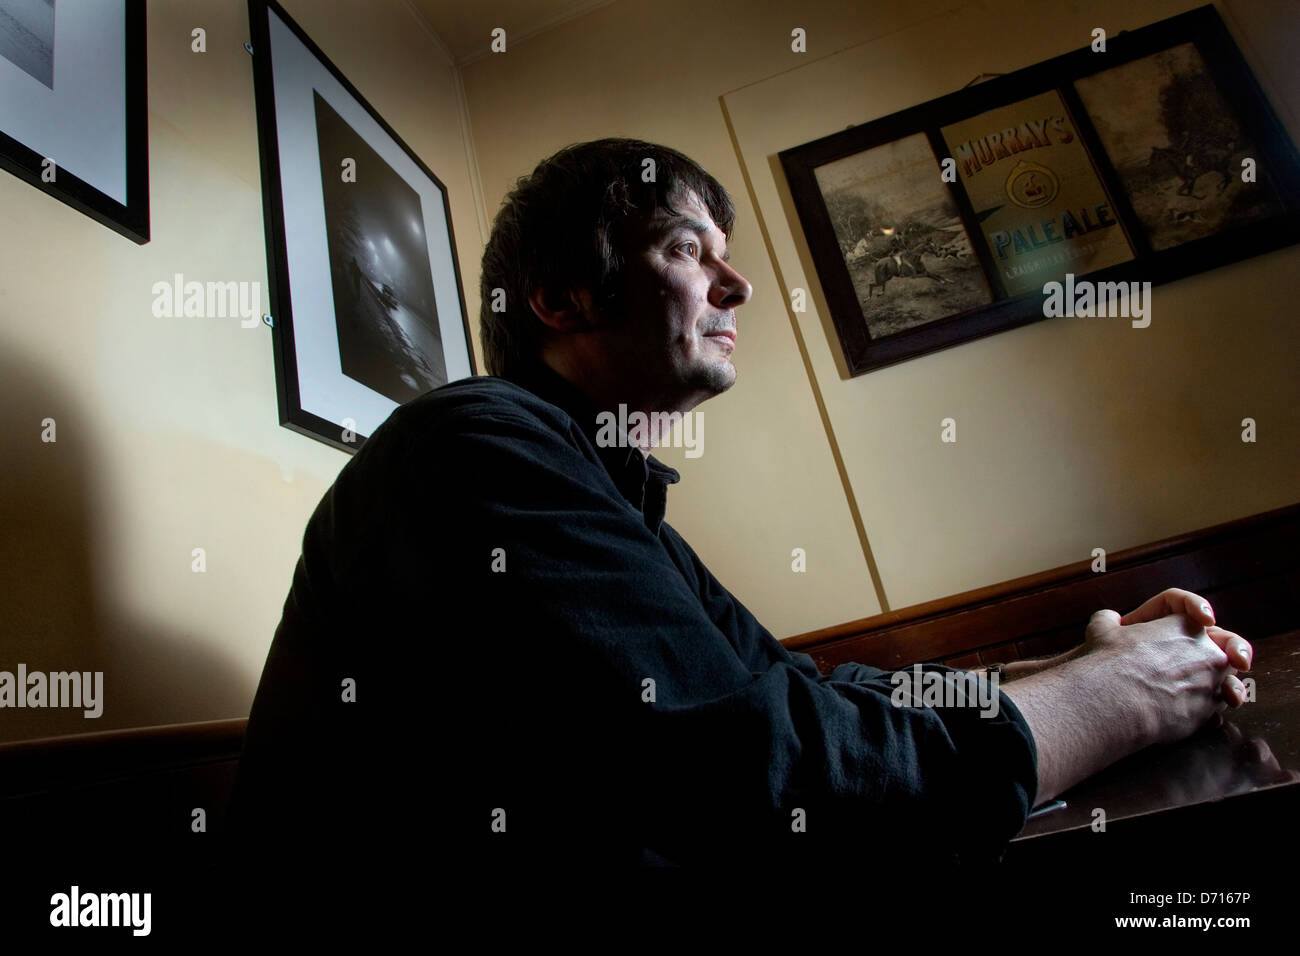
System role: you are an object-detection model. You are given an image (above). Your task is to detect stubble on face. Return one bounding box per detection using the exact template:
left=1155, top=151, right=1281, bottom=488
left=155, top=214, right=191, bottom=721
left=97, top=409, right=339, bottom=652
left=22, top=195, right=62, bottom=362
left=608, top=192, right=740, bottom=412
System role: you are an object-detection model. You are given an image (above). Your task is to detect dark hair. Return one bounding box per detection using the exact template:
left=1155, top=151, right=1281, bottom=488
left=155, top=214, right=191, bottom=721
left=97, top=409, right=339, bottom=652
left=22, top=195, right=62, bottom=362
left=478, top=138, right=736, bottom=382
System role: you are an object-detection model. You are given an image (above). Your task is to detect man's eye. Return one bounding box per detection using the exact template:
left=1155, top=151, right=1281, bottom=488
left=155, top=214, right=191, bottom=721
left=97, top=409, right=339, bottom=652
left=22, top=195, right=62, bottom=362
left=678, top=241, right=699, bottom=257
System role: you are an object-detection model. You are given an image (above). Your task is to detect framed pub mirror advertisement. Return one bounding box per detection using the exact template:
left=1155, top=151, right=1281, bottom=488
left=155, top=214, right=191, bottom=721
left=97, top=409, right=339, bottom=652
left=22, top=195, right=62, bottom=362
left=780, top=5, right=1300, bottom=377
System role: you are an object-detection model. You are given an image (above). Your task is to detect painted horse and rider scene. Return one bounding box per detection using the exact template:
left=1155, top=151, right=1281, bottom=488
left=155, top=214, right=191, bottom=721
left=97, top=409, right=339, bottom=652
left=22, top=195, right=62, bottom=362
left=814, top=132, right=995, bottom=341
left=1074, top=40, right=1286, bottom=253
left=838, top=214, right=992, bottom=340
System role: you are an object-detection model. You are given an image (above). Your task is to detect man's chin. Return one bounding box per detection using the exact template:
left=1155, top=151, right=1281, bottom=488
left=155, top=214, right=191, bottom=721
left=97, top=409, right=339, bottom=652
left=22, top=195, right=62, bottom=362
left=674, top=359, right=735, bottom=405
left=701, top=361, right=736, bottom=394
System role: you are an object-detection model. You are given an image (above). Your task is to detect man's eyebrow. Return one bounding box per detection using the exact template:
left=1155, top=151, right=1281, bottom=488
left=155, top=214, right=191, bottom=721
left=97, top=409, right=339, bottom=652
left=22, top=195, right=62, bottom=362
left=652, top=217, right=730, bottom=261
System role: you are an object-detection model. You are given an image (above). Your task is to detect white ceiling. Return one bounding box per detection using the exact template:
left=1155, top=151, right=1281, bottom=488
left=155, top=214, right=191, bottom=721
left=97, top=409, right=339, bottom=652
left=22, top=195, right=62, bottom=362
left=407, top=0, right=619, bottom=64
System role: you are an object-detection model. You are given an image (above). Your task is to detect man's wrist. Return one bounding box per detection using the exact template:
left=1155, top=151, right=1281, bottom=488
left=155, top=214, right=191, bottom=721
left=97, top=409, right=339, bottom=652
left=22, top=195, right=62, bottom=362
left=1002, top=644, right=1084, bottom=681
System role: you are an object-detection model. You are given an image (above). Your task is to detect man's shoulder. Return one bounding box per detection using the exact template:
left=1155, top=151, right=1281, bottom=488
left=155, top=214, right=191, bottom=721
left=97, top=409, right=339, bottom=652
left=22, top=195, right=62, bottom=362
left=403, top=374, right=559, bottom=421
left=383, top=374, right=579, bottom=445
left=321, top=376, right=587, bottom=496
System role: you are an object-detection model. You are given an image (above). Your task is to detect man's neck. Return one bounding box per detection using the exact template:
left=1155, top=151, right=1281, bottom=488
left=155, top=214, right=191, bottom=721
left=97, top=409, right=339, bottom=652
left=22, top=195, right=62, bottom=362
left=536, top=354, right=702, bottom=457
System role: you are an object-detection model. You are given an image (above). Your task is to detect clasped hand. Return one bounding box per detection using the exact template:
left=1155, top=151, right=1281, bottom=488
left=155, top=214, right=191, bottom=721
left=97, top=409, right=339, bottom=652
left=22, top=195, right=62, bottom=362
left=1084, top=588, right=1252, bottom=741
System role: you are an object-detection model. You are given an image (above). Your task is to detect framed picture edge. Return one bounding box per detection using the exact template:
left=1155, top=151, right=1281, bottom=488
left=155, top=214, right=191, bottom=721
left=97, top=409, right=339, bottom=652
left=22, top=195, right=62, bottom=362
left=246, top=0, right=477, bottom=454
left=0, top=0, right=150, bottom=244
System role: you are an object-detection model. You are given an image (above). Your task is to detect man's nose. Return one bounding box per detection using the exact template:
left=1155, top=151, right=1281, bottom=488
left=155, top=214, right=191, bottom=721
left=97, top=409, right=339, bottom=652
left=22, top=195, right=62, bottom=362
left=710, top=260, right=752, bottom=309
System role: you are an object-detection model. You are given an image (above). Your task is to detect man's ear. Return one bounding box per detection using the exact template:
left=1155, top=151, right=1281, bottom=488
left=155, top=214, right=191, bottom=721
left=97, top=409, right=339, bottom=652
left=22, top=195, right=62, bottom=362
left=527, top=286, right=598, bottom=332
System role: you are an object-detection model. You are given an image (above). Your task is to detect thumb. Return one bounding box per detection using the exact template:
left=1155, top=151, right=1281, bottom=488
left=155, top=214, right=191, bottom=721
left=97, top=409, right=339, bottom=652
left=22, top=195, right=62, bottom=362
left=1089, top=609, right=1122, bottom=629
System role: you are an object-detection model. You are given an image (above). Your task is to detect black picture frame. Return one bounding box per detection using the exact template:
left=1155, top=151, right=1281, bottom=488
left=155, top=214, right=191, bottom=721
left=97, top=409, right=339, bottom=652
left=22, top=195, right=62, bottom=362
left=0, top=0, right=149, bottom=244
left=247, top=0, right=475, bottom=453
left=779, top=5, right=1300, bottom=377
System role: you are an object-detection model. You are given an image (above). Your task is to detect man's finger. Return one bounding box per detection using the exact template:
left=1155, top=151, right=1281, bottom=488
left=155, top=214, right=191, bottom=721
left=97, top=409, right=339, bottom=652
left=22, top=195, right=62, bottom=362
left=1207, top=625, right=1252, bottom=671
left=1220, top=674, right=1246, bottom=708
left=1120, top=587, right=1215, bottom=627
left=1244, top=737, right=1275, bottom=765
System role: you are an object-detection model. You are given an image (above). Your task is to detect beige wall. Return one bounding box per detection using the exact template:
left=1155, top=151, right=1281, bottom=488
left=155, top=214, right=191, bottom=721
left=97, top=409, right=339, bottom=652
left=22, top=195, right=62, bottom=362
left=463, top=0, right=1300, bottom=630
left=723, top=0, right=1300, bottom=612
left=0, top=0, right=478, bottom=741
left=1, top=0, right=1296, bottom=743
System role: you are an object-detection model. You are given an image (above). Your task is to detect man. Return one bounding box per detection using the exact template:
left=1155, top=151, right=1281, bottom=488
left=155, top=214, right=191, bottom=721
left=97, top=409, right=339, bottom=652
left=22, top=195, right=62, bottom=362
left=229, top=138, right=1252, bottom=882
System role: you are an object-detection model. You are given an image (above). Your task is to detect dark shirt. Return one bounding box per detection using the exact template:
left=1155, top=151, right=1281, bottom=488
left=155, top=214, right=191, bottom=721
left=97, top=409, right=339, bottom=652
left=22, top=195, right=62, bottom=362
left=229, top=360, right=1038, bottom=875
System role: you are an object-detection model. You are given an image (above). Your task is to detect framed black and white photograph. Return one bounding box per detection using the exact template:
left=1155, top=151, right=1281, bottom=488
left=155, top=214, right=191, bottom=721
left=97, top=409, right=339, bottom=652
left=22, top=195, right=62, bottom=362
left=0, top=0, right=149, bottom=243
left=780, top=5, right=1300, bottom=377
left=248, top=0, right=474, bottom=452
left=812, top=131, right=994, bottom=342
left=1073, top=41, right=1289, bottom=253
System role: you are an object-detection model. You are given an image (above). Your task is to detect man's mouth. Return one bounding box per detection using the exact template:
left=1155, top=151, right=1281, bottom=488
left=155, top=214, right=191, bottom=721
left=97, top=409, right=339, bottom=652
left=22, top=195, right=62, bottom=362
left=705, top=329, right=736, bottom=346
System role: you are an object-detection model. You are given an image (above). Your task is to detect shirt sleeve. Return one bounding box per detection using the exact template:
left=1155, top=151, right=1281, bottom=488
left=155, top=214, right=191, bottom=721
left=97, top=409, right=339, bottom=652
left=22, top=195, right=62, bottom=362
left=654, top=522, right=1040, bottom=862
left=660, top=520, right=865, bottom=684
left=394, top=401, right=1038, bottom=867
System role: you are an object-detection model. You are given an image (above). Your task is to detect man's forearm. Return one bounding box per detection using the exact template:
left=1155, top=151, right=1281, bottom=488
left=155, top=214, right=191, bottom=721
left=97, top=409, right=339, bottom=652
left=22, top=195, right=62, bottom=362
left=999, top=649, right=1148, bottom=804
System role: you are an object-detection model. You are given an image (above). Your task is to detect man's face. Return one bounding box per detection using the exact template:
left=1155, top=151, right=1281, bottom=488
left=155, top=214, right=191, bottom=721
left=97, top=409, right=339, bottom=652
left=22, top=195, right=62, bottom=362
left=599, top=189, right=752, bottom=410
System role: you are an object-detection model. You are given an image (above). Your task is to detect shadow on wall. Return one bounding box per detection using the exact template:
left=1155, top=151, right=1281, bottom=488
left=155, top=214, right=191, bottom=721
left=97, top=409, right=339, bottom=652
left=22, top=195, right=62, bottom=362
left=0, top=336, right=249, bottom=743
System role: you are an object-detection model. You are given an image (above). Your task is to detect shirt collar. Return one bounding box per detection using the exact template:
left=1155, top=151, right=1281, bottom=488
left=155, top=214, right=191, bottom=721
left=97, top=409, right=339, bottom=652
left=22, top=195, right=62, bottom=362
left=508, top=361, right=680, bottom=533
